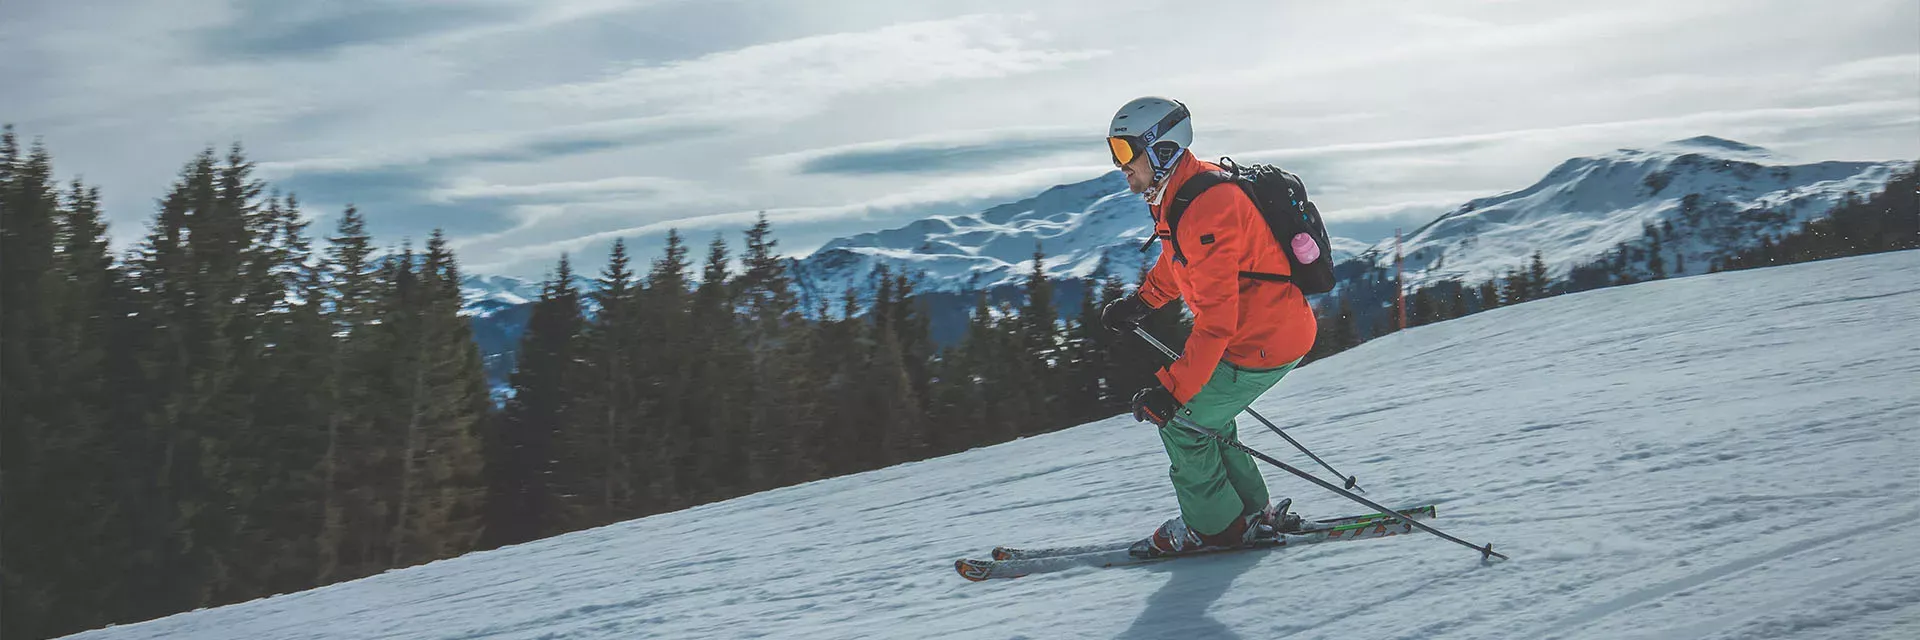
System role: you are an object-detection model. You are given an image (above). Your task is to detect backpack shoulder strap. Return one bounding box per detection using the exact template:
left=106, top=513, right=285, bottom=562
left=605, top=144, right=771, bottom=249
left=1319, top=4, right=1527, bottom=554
left=1163, top=170, right=1231, bottom=265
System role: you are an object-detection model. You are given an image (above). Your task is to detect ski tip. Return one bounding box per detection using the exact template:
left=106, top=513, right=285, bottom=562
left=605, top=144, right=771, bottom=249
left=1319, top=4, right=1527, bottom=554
left=991, top=546, right=1018, bottom=562
left=955, top=558, right=994, bottom=582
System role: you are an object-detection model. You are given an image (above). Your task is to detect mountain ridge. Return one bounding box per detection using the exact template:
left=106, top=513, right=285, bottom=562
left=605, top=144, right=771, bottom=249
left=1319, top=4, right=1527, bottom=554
left=779, top=137, right=1908, bottom=304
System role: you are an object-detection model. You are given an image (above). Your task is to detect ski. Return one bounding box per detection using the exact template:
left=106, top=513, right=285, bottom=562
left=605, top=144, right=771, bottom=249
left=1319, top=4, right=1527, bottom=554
left=989, top=505, right=1436, bottom=561
left=956, top=505, right=1437, bottom=582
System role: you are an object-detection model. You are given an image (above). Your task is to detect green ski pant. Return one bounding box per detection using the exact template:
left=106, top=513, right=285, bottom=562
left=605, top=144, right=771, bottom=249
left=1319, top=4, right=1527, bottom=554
left=1157, top=358, right=1299, bottom=536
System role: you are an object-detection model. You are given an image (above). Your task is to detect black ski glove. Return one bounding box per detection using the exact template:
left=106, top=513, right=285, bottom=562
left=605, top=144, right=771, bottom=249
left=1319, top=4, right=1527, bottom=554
left=1131, top=386, right=1180, bottom=426
left=1102, top=294, right=1154, bottom=334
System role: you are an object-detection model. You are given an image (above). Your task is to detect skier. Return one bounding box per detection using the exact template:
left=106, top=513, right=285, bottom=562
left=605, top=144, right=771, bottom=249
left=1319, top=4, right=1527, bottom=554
left=1100, top=97, right=1319, bottom=556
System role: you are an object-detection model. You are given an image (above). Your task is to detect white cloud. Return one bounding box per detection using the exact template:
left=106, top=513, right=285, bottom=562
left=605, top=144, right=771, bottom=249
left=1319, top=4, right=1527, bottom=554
left=427, top=175, right=699, bottom=203
left=507, top=14, right=1108, bottom=119
left=752, top=125, right=1092, bottom=175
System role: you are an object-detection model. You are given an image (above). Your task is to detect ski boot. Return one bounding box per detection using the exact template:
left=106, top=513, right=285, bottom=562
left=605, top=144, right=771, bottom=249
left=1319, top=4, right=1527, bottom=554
left=1129, top=510, right=1265, bottom=559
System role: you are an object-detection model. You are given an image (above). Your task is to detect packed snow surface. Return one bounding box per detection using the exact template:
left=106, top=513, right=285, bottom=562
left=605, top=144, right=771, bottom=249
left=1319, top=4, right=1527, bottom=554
left=71, top=251, right=1920, bottom=639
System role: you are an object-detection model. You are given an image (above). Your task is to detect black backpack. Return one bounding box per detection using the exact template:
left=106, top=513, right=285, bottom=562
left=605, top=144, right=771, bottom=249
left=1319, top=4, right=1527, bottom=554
left=1155, top=157, right=1337, bottom=294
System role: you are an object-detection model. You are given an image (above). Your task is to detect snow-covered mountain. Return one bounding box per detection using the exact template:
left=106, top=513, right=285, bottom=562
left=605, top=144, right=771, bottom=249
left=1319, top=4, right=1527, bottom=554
left=788, top=136, right=1909, bottom=303
left=787, top=171, right=1146, bottom=310
left=460, top=274, right=596, bottom=319
left=65, top=250, right=1920, bottom=639
left=787, top=172, right=1373, bottom=312
left=461, top=275, right=542, bottom=316
left=1370, top=136, right=1911, bottom=287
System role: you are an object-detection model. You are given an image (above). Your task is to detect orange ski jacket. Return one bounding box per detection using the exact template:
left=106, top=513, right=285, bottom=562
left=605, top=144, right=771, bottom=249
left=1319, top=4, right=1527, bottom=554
left=1138, top=153, right=1318, bottom=403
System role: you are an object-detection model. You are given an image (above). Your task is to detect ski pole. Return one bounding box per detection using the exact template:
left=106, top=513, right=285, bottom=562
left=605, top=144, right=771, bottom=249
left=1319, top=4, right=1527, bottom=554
left=1166, top=413, right=1507, bottom=561
left=1133, top=327, right=1367, bottom=493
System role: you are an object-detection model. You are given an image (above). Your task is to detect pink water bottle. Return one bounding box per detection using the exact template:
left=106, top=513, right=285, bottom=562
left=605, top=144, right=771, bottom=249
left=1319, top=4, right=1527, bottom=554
left=1290, top=232, right=1320, bottom=263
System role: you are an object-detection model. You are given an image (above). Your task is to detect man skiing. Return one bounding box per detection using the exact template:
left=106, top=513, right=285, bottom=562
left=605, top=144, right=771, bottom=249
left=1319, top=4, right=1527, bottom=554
left=1100, top=96, right=1319, bottom=557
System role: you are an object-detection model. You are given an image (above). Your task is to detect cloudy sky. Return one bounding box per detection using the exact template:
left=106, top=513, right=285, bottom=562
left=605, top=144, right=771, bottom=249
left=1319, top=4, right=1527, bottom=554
left=5, top=0, right=1916, bottom=279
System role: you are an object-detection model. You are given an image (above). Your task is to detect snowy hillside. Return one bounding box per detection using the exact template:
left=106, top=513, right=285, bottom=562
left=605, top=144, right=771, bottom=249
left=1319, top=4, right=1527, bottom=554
left=68, top=251, right=1920, bottom=639
left=1373, top=136, right=1909, bottom=287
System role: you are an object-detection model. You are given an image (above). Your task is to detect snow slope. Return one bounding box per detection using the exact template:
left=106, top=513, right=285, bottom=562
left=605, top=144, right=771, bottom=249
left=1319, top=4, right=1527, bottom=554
left=72, top=251, right=1920, bottom=639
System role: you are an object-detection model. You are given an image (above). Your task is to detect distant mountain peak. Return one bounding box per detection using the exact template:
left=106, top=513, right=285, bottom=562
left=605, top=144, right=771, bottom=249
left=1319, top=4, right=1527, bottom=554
left=1662, top=135, right=1771, bottom=154
left=1605, top=136, right=1777, bottom=162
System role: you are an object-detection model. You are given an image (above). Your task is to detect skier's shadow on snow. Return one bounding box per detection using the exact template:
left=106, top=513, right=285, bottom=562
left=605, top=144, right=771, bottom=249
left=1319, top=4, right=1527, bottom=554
left=1116, top=552, right=1262, bottom=640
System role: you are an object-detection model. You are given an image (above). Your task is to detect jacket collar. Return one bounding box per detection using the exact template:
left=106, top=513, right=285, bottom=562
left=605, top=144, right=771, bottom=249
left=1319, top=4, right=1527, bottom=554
left=1149, top=151, right=1211, bottom=217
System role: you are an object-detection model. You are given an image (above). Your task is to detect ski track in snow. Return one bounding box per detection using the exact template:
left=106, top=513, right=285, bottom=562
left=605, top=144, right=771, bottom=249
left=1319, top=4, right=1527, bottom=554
left=66, top=251, right=1920, bottom=640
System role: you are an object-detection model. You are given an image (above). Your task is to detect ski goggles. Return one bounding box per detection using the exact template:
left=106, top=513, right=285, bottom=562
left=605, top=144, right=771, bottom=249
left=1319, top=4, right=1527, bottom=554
left=1107, top=136, right=1146, bottom=166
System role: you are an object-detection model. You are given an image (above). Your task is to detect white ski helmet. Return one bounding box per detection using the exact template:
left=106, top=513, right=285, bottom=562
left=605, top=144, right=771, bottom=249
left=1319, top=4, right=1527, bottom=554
left=1108, top=96, right=1192, bottom=184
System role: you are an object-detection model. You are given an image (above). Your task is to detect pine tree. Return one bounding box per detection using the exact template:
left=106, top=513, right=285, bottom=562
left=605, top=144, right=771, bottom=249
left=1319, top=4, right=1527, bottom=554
left=485, top=256, right=583, bottom=546
left=878, top=271, right=932, bottom=462
left=870, top=316, right=927, bottom=465
left=569, top=239, right=645, bottom=526
left=382, top=231, right=488, bottom=566
left=811, top=288, right=870, bottom=475
left=734, top=215, right=813, bottom=490
left=931, top=291, right=990, bottom=449
left=316, top=205, right=378, bottom=582
left=1499, top=266, right=1527, bottom=305
left=1527, top=251, right=1551, bottom=299
left=1478, top=279, right=1501, bottom=311
left=1, top=131, right=140, bottom=639
left=1611, top=246, right=1640, bottom=285
left=1062, top=278, right=1111, bottom=422
left=1645, top=223, right=1666, bottom=279
left=118, top=146, right=267, bottom=614
left=641, top=230, right=693, bottom=508
left=1093, top=275, right=1155, bottom=411
left=1, top=128, right=60, bottom=637
left=1409, top=287, right=1440, bottom=327
left=1306, top=298, right=1341, bottom=363
left=685, top=235, right=746, bottom=501
left=1021, top=248, right=1057, bottom=356
left=1332, top=295, right=1359, bottom=351
left=1017, top=247, right=1060, bottom=435
left=226, top=193, right=330, bottom=597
